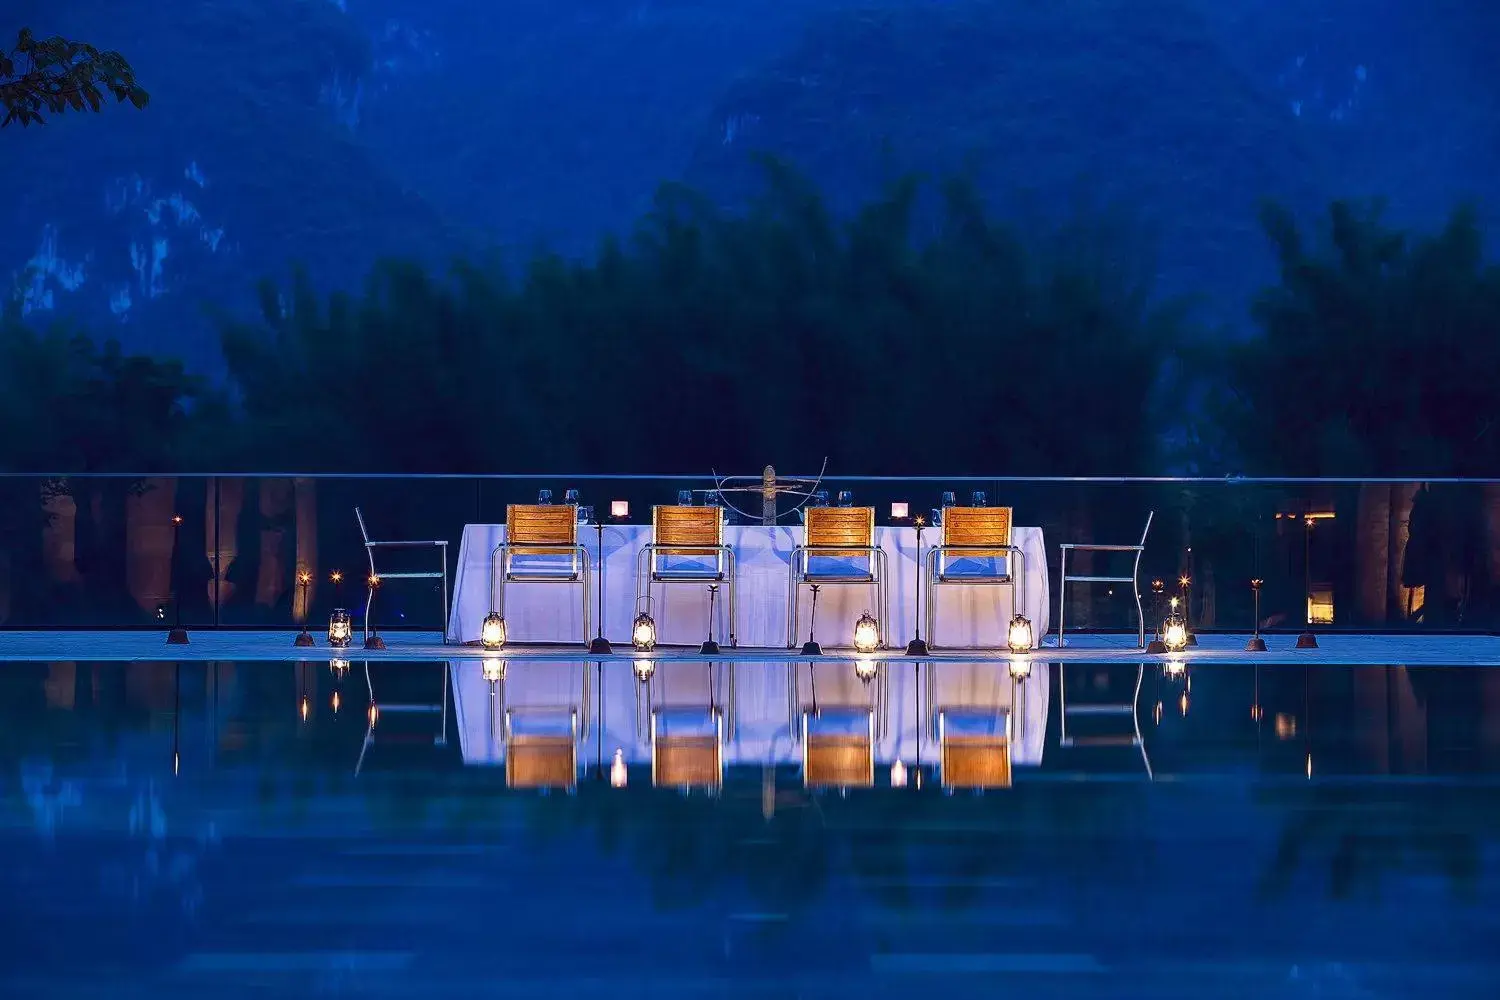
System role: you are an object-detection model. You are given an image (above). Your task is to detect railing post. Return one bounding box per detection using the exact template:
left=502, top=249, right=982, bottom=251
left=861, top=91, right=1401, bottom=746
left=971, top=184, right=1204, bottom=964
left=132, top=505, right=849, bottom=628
left=762, top=465, right=777, bottom=526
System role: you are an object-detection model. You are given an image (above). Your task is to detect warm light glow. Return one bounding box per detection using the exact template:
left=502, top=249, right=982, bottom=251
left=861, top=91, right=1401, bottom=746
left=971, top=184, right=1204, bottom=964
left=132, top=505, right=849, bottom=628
left=610, top=499, right=629, bottom=518
left=1169, top=596, right=1180, bottom=611
left=1275, top=713, right=1298, bottom=740
left=300, top=696, right=309, bottom=723
left=329, top=658, right=349, bottom=678
left=330, top=570, right=343, bottom=584
left=481, top=612, right=507, bottom=649
left=368, top=574, right=381, bottom=588
left=1251, top=578, right=1263, bottom=590
left=853, top=611, right=881, bottom=654
left=1007, top=614, right=1034, bottom=653
left=610, top=748, right=628, bottom=788
left=171, top=514, right=184, bottom=526
left=1307, top=588, right=1334, bottom=625
left=1163, top=617, right=1188, bottom=652
left=1179, top=691, right=1189, bottom=716
left=331, top=690, right=341, bottom=714
left=482, top=657, right=505, bottom=683
left=1163, top=658, right=1187, bottom=679
left=328, top=609, right=352, bottom=647
left=368, top=704, right=379, bottom=726
left=1008, top=658, right=1032, bottom=681
left=854, top=657, right=878, bottom=684
left=890, top=501, right=909, bottom=519
left=1305, top=753, right=1313, bottom=778
left=1250, top=703, right=1263, bottom=722
left=890, top=759, right=908, bottom=788
left=633, top=658, right=656, bottom=683
left=298, top=570, right=312, bottom=585
left=631, top=612, right=657, bottom=652
left=1151, top=578, right=1165, bottom=593
left=1179, top=575, right=1190, bottom=588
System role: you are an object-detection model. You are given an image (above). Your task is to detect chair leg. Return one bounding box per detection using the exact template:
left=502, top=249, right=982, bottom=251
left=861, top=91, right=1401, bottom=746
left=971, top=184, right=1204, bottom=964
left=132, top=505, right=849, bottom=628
left=787, top=565, right=799, bottom=649
left=1056, top=548, right=1067, bottom=648
left=727, top=552, right=738, bottom=648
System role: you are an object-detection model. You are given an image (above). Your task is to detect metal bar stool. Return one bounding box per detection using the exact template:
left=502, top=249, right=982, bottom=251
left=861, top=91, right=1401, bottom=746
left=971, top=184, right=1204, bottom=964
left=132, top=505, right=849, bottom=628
left=923, top=505, right=1027, bottom=649
left=356, top=506, right=450, bottom=644
left=490, top=504, right=592, bottom=646
left=787, top=506, right=890, bottom=649
left=1057, top=510, right=1155, bottom=648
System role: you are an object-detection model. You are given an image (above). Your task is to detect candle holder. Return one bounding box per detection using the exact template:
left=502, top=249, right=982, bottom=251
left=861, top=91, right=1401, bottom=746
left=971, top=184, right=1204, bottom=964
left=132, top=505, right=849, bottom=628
left=294, top=570, right=315, bottom=646
left=167, top=514, right=189, bottom=644
left=1246, top=578, right=1267, bottom=651
left=905, top=515, right=930, bottom=656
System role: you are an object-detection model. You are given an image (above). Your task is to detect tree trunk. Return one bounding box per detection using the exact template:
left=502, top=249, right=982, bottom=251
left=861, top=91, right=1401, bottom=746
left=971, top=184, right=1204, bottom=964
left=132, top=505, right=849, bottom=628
left=293, top=477, right=318, bottom=622
left=125, top=477, right=178, bottom=615
left=41, top=486, right=81, bottom=584
left=1355, top=484, right=1391, bottom=625
left=256, top=478, right=294, bottom=610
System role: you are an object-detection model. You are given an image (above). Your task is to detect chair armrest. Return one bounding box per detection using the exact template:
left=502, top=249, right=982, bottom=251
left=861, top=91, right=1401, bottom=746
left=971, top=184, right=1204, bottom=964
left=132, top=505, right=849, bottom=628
left=367, top=539, right=448, bottom=548
left=1059, top=543, right=1144, bottom=552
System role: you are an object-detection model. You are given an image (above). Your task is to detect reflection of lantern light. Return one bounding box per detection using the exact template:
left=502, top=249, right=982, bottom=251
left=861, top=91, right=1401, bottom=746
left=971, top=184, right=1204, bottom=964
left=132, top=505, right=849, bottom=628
left=368, top=704, right=379, bottom=726
left=482, top=657, right=505, bottom=684
left=1275, top=713, right=1298, bottom=740
left=480, top=612, right=506, bottom=649
left=1007, top=614, right=1034, bottom=653
left=331, top=690, right=341, bottom=714
left=300, top=695, right=309, bottom=723
left=1008, top=658, right=1032, bottom=681
left=854, top=658, right=878, bottom=684
left=890, top=759, right=908, bottom=787
left=1179, top=690, right=1189, bottom=716
left=328, top=609, right=352, bottom=647
left=1163, top=658, right=1187, bottom=679
left=633, top=658, right=656, bottom=683
left=852, top=611, right=880, bottom=653
left=631, top=612, right=657, bottom=652
left=329, top=658, right=350, bottom=678
left=610, top=748, right=628, bottom=788
left=1163, top=615, right=1188, bottom=652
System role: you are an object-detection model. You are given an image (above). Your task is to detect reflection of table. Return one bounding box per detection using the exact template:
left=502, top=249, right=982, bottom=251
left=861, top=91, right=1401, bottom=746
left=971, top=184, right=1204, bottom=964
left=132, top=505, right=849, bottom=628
left=451, top=659, right=1051, bottom=769
left=448, top=524, right=1048, bottom=648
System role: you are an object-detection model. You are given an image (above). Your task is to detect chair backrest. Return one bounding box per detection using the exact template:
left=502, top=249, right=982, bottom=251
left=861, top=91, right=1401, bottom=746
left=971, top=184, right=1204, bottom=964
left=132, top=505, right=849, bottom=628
left=354, top=506, right=371, bottom=545
left=940, top=735, right=1012, bottom=789
left=653, top=734, right=722, bottom=790
left=652, top=505, right=723, bottom=556
left=1139, top=510, right=1156, bottom=547
left=805, top=506, right=874, bottom=555
left=940, top=506, right=1013, bottom=554
left=803, top=731, right=875, bottom=788
left=506, top=735, right=577, bottom=788
left=506, top=504, right=578, bottom=553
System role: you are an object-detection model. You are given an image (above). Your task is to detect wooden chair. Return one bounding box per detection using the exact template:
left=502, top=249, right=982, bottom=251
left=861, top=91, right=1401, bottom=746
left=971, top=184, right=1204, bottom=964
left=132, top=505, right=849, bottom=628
left=635, top=505, right=737, bottom=646
left=787, top=506, right=890, bottom=649
left=937, top=708, right=1013, bottom=790
left=924, top=505, right=1027, bottom=649
left=505, top=706, right=581, bottom=790
left=355, top=507, right=450, bottom=645
left=1057, top=510, right=1154, bottom=648
left=490, top=504, right=591, bottom=645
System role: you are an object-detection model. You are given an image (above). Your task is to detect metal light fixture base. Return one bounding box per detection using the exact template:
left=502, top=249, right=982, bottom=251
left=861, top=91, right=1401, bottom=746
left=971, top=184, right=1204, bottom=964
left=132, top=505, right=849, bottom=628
left=364, top=633, right=387, bottom=651
left=1246, top=635, right=1267, bottom=652
left=699, top=639, right=722, bottom=655
left=1296, top=632, right=1319, bottom=649
left=588, top=636, right=613, bottom=655
left=293, top=629, right=316, bottom=647
left=904, top=636, right=930, bottom=657
left=166, top=628, right=189, bottom=645
left=800, top=640, right=824, bottom=657
left=1145, top=639, right=1168, bottom=654
left=1186, top=633, right=1199, bottom=646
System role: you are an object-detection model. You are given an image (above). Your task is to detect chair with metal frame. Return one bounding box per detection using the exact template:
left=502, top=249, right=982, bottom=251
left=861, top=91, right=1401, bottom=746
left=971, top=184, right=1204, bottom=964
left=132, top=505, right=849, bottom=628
left=635, top=505, right=737, bottom=646
left=787, top=661, right=885, bottom=789
left=936, top=707, right=1013, bottom=790
left=924, top=505, right=1027, bottom=649
left=490, top=504, right=592, bottom=645
left=1056, top=510, right=1155, bottom=648
left=1057, top=663, right=1153, bottom=780
left=355, top=507, right=451, bottom=645
left=787, top=506, right=890, bottom=649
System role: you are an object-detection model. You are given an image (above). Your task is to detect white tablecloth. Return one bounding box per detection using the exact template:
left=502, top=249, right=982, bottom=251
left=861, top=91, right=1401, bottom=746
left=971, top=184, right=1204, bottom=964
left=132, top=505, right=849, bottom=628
left=447, top=524, right=1049, bottom=649
left=451, top=658, right=1050, bottom=768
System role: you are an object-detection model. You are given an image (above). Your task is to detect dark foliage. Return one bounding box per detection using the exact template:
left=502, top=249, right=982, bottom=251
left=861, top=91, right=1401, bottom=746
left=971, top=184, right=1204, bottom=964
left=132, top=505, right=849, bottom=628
left=0, top=27, right=147, bottom=127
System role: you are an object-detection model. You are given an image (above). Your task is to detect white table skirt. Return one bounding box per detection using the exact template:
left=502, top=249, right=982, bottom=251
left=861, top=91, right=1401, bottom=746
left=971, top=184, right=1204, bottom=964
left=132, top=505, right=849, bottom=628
left=451, top=659, right=1051, bottom=768
left=447, top=523, right=1049, bottom=649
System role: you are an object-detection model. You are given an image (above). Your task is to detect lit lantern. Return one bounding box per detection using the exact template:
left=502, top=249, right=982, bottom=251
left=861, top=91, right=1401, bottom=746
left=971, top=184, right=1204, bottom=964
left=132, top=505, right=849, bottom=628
left=1164, top=658, right=1187, bottom=679
left=1007, top=614, right=1034, bottom=653
left=610, top=748, right=628, bottom=788
left=1008, top=658, right=1032, bottom=681
left=329, top=658, right=350, bottom=679
left=852, top=611, right=880, bottom=653
left=610, top=499, right=629, bottom=519
left=890, top=501, right=909, bottom=519
left=633, top=658, right=656, bottom=684
left=328, top=608, right=352, bottom=648
left=631, top=611, right=658, bottom=652
left=480, top=611, right=507, bottom=649
left=1162, top=613, right=1188, bottom=653
left=854, top=658, right=878, bottom=684
left=482, top=657, right=505, bottom=684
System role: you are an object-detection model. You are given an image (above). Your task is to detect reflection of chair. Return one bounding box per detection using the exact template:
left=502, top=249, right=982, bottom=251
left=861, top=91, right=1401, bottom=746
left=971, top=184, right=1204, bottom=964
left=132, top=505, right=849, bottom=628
left=355, top=507, right=450, bottom=645
left=1057, top=664, right=1152, bottom=779
left=491, top=504, right=591, bottom=645
left=924, top=506, right=1027, bottom=649
left=651, top=711, right=724, bottom=791
left=505, top=707, right=580, bottom=790
left=937, top=708, right=1012, bottom=790
left=1057, top=510, right=1155, bottom=648
left=355, top=662, right=450, bottom=775
left=636, top=505, right=737, bottom=646
left=801, top=708, right=875, bottom=788
left=787, top=507, right=890, bottom=649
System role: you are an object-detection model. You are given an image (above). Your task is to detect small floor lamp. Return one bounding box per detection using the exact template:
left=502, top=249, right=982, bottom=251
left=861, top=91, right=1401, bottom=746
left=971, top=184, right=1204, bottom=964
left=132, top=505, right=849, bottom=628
left=701, top=584, right=722, bottom=655
left=588, top=505, right=613, bottom=655
left=904, top=509, right=930, bottom=656
left=801, top=584, right=824, bottom=656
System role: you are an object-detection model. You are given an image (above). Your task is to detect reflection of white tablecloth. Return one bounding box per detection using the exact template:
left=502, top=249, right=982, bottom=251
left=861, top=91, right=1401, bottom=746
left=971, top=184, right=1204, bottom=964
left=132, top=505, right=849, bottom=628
left=451, top=659, right=1051, bottom=768
left=447, top=524, right=1049, bottom=649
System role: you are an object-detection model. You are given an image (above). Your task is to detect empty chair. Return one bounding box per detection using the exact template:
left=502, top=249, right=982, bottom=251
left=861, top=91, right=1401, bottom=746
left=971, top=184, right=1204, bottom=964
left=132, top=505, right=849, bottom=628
left=787, top=506, right=890, bottom=649
left=491, top=503, right=592, bottom=645
left=636, top=504, right=737, bottom=646
left=1056, top=510, right=1155, bottom=648
left=924, top=504, right=1027, bottom=649
left=355, top=506, right=450, bottom=644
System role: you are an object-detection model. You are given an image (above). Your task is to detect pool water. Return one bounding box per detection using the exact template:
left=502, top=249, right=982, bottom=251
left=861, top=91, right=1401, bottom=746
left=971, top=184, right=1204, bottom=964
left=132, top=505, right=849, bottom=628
left=1, top=660, right=1497, bottom=998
